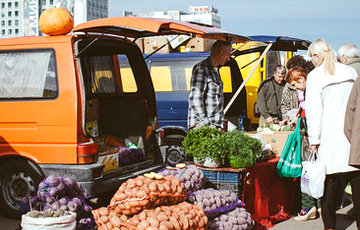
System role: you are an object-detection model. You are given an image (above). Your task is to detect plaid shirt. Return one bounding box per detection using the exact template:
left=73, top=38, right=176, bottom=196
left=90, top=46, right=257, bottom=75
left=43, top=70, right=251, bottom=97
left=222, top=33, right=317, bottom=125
left=188, top=57, right=224, bottom=129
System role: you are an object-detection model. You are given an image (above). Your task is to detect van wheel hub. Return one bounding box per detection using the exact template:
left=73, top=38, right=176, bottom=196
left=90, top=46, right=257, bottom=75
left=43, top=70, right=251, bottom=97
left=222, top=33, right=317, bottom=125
left=166, top=145, right=185, bottom=166
left=4, top=172, right=35, bottom=204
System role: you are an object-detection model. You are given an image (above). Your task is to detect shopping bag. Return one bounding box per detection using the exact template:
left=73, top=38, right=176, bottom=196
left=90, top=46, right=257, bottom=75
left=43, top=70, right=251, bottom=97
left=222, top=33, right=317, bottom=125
left=276, top=118, right=302, bottom=178
left=300, top=153, right=326, bottom=199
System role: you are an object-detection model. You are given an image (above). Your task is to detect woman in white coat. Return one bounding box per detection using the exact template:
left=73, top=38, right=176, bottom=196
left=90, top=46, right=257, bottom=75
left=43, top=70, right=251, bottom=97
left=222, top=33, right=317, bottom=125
left=306, top=39, right=360, bottom=230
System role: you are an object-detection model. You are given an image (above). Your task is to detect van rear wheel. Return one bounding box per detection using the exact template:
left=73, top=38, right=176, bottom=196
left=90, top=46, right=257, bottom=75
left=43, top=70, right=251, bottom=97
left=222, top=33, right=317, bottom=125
left=0, top=160, right=44, bottom=219
left=166, top=145, right=185, bottom=166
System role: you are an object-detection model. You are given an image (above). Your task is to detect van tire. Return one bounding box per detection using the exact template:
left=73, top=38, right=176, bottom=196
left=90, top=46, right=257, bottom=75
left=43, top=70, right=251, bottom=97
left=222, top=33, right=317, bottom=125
left=166, top=145, right=185, bottom=166
left=0, top=159, right=44, bottom=219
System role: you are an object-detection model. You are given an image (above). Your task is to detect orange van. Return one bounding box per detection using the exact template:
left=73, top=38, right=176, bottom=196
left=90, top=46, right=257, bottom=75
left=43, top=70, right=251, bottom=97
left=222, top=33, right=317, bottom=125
left=0, top=17, right=249, bottom=217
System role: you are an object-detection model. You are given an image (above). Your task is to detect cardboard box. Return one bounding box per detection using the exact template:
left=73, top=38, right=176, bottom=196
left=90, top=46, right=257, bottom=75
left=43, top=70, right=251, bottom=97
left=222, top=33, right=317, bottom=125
left=184, top=37, right=216, bottom=52
left=144, top=37, right=172, bottom=54
left=167, top=34, right=191, bottom=49
left=260, top=131, right=292, bottom=156
left=134, top=38, right=144, bottom=53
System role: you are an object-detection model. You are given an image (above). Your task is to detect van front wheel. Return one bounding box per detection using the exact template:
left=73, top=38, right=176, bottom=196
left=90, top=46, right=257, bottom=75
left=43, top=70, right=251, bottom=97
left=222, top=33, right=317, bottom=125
left=0, top=159, right=44, bottom=219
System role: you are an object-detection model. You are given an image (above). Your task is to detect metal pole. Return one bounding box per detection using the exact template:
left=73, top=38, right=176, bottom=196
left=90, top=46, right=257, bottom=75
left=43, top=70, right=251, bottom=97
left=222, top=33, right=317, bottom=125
left=224, top=43, right=273, bottom=115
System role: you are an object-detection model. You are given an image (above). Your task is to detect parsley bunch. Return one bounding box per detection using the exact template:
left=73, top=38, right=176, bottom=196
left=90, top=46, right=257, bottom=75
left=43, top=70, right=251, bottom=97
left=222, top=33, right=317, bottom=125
left=182, top=126, right=226, bottom=164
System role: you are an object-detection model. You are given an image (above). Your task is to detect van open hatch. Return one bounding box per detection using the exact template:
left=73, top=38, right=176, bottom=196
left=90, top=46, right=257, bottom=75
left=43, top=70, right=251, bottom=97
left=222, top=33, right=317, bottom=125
left=73, top=17, right=251, bottom=43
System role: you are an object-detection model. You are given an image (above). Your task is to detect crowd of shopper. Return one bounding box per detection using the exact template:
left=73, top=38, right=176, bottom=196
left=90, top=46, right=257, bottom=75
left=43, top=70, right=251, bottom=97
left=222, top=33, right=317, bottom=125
left=255, top=40, right=360, bottom=229
left=188, top=39, right=360, bottom=229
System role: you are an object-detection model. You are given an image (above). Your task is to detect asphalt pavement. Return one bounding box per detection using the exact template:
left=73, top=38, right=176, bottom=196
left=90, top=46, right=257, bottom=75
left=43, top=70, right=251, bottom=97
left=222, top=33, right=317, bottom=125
left=271, top=204, right=358, bottom=230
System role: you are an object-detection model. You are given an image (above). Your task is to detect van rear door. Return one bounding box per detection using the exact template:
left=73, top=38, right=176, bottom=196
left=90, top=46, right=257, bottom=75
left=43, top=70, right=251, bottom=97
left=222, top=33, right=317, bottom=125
left=73, top=17, right=250, bottom=43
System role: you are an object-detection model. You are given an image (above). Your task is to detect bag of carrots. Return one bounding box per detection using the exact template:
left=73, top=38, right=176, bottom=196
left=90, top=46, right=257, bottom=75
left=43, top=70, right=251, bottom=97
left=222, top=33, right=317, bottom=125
left=108, top=173, right=187, bottom=216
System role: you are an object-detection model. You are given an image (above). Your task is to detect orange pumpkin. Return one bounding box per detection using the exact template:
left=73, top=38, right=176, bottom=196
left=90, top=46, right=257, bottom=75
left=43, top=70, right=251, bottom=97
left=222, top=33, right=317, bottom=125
left=39, top=7, right=74, bottom=36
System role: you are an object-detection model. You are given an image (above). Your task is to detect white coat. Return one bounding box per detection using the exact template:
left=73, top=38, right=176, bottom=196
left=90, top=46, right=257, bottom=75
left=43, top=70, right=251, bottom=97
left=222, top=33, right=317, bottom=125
left=305, top=62, right=359, bottom=175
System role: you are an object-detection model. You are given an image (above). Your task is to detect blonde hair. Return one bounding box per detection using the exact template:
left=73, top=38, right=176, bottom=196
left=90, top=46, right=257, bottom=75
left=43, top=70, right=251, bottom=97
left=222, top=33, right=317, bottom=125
left=308, top=39, right=336, bottom=75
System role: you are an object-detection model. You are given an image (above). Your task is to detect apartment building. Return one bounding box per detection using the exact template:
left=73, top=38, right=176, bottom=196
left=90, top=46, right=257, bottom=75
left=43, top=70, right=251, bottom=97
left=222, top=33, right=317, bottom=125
left=0, top=0, right=108, bottom=38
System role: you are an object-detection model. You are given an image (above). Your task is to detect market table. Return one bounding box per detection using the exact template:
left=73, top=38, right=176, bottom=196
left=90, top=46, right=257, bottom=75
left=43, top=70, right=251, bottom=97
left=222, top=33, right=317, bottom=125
left=197, top=157, right=301, bottom=229
left=244, top=157, right=301, bottom=229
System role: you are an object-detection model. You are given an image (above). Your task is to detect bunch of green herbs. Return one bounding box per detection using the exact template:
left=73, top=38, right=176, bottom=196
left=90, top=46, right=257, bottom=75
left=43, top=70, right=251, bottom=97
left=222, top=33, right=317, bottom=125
left=182, top=126, right=226, bottom=164
left=224, top=130, right=262, bottom=167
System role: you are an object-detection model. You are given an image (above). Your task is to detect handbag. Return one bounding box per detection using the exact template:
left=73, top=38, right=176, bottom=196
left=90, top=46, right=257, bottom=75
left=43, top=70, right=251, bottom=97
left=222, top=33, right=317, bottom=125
left=276, top=117, right=302, bottom=178
left=300, top=152, right=326, bottom=199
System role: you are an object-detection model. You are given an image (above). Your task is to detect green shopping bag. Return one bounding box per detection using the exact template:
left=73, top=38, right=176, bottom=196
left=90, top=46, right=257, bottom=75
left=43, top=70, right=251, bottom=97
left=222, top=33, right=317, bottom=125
left=276, top=118, right=302, bottom=178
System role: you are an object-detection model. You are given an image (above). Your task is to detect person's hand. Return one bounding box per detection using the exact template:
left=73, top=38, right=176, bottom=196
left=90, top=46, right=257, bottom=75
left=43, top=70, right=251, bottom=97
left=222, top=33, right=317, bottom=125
left=309, top=145, right=319, bottom=153
left=266, top=117, right=274, bottom=124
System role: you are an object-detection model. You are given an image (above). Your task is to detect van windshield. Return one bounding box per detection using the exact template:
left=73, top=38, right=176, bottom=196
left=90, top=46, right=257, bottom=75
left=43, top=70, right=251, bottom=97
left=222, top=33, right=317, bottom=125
left=149, top=58, right=204, bottom=92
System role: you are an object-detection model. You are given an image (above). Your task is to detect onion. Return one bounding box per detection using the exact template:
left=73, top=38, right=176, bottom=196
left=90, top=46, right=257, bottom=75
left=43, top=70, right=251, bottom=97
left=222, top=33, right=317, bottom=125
left=46, top=175, right=60, bottom=187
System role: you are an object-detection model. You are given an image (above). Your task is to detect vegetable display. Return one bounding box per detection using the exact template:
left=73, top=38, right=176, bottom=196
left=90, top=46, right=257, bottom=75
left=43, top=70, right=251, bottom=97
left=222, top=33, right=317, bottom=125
left=182, top=126, right=226, bottom=165
left=182, top=127, right=264, bottom=168
left=92, top=207, right=129, bottom=230
left=208, top=207, right=255, bottom=230
left=157, top=164, right=205, bottom=194
left=108, top=175, right=186, bottom=216
left=25, top=209, right=74, bottom=218
left=224, top=130, right=261, bottom=168
left=91, top=164, right=255, bottom=230
left=94, top=202, right=208, bottom=230
left=21, top=175, right=96, bottom=230
left=118, top=147, right=147, bottom=165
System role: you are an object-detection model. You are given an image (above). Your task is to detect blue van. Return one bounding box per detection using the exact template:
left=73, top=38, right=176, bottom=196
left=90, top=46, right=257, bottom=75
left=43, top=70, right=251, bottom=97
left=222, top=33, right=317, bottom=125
left=121, top=36, right=310, bottom=165
left=144, top=52, right=248, bottom=165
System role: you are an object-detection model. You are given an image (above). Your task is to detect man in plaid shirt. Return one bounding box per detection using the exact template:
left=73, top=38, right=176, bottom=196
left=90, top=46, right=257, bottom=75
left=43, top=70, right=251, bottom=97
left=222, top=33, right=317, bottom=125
left=188, top=40, right=232, bottom=129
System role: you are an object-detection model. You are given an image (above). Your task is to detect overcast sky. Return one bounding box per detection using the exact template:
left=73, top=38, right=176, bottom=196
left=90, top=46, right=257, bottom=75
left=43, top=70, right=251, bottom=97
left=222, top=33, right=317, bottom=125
left=108, top=0, right=360, bottom=52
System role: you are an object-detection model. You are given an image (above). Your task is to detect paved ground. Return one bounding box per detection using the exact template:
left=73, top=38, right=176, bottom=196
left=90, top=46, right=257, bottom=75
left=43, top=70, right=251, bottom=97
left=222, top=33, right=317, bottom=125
left=271, top=204, right=358, bottom=230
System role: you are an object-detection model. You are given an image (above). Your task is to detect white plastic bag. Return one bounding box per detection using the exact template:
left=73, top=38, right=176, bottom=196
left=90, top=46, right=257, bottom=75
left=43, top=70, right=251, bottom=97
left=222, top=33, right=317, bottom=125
left=300, top=153, right=326, bottom=199
left=21, top=211, right=76, bottom=230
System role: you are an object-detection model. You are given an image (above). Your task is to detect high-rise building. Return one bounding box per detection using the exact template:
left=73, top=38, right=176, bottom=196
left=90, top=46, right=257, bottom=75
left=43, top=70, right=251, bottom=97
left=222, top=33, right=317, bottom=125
left=0, top=0, right=108, bottom=38
left=0, top=0, right=23, bottom=37
left=135, top=5, right=221, bottom=28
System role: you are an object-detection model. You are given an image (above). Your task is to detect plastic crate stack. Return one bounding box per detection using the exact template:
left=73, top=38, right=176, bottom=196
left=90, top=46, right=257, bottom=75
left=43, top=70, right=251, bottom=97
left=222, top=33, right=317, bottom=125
left=200, top=169, right=246, bottom=201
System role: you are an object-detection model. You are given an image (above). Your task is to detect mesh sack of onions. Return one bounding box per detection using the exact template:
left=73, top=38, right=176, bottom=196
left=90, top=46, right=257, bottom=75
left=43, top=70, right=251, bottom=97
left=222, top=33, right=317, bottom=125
left=208, top=207, right=255, bottom=230
left=187, top=188, right=244, bottom=218
left=157, top=164, right=205, bottom=194
left=21, top=175, right=96, bottom=230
